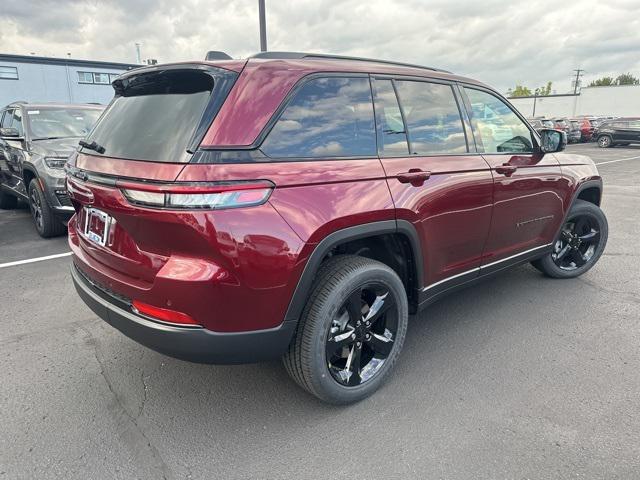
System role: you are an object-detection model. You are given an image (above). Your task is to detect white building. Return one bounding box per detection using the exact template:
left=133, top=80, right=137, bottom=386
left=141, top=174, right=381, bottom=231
left=508, top=84, right=640, bottom=118
left=0, top=53, right=139, bottom=107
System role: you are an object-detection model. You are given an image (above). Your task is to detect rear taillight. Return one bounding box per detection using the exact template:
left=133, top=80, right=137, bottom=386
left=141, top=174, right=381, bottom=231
left=118, top=180, right=274, bottom=210
left=132, top=300, right=200, bottom=326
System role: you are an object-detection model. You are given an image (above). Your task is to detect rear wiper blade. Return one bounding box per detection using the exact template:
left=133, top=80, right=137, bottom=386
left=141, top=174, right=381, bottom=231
left=78, top=140, right=106, bottom=154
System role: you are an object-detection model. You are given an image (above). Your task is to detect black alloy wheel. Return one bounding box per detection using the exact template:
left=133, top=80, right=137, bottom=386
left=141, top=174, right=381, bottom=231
left=283, top=255, right=408, bottom=404
left=29, top=184, right=44, bottom=231
left=531, top=199, right=608, bottom=279
left=326, top=282, right=398, bottom=387
left=552, top=215, right=601, bottom=271
left=28, top=179, right=67, bottom=238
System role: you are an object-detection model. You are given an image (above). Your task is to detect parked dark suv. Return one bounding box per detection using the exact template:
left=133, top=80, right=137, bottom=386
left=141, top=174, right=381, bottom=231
left=68, top=53, right=608, bottom=404
left=595, top=118, right=640, bottom=147
left=0, top=102, right=103, bottom=236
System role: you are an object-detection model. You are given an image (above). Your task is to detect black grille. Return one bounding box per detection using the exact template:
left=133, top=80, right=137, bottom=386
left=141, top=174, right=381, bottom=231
left=56, top=193, right=73, bottom=207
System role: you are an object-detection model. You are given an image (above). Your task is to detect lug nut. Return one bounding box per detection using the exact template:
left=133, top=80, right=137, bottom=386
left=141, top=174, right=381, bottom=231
left=356, top=342, right=361, bottom=347
left=365, top=334, right=371, bottom=340
left=351, top=334, right=356, bottom=340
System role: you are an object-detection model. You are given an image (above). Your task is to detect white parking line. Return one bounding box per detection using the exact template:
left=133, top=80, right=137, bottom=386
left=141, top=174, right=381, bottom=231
left=595, top=155, right=640, bottom=166
left=0, top=252, right=72, bottom=269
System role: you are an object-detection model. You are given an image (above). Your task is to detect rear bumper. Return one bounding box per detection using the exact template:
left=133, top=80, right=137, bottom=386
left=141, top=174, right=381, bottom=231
left=71, top=264, right=296, bottom=364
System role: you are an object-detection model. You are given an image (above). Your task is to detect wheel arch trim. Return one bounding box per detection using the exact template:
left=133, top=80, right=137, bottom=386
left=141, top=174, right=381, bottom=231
left=554, top=178, right=603, bottom=241
left=283, top=220, right=424, bottom=324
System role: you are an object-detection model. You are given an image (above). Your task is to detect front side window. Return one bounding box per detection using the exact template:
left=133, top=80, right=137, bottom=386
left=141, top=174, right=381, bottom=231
left=1, top=109, right=14, bottom=128
left=261, top=77, right=376, bottom=158
left=465, top=88, right=533, bottom=153
left=11, top=109, right=24, bottom=136
left=394, top=80, right=467, bottom=155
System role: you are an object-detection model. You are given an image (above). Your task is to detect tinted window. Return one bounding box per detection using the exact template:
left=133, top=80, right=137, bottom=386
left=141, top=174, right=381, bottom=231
left=11, top=109, right=24, bottom=136
left=261, top=77, right=376, bottom=158
left=27, top=108, right=102, bottom=139
left=1, top=109, right=13, bottom=128
left=85, top=70, right=214, bottom=162
left=374, top=80, right=409, bottom=156
left=394, top=80, right=466, bottom=155
left=465, top=88, right=533, bottom=153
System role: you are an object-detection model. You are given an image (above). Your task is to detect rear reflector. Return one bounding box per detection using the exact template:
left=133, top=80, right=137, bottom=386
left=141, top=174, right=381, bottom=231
left=119, top=180, right=273, bottom=209
left=132, top=300, right=201, bottom=326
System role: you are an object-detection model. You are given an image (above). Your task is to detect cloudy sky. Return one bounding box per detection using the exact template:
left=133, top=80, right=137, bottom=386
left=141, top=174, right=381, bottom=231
left=2, top=0, right=639, bottom=93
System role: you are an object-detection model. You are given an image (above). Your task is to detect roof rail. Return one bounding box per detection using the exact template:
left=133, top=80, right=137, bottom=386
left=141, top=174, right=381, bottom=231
left=249, top=51, right=451, bottom=73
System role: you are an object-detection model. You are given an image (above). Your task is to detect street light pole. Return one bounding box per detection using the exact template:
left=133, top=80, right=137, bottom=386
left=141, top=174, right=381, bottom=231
left=259, top=0, right=267, bottom=52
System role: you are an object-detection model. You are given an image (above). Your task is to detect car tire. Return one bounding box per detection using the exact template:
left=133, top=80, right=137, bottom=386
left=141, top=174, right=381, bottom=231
left=28, top=179, right=66, bottom=238
left=531, top=200, right=608, bottom=279
left=283, top=255, right=408, bottom=404
left=597, top=135, right=612, bottom=148
left=0, top=190, right=18, bottom=209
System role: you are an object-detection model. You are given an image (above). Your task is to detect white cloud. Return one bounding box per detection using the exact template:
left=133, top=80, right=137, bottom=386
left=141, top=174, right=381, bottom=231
left=1, top=0, right=639, bottom=93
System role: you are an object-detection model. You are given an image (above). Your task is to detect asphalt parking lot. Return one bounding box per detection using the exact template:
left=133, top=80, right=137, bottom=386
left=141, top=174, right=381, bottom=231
left=1, top=143, right=639, bottom=479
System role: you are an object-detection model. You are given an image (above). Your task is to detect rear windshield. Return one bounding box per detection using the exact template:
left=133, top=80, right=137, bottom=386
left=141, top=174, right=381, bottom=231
left=84, top=70, right=215, bottom=163
left=28, top=108, right=103, bottom=140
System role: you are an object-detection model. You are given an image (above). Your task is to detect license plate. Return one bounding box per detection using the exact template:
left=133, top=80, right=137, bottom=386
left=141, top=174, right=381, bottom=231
left=83, top=207, right=111, bottom=246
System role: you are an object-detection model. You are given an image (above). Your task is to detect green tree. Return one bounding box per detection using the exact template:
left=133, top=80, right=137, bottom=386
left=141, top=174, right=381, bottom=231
left=589, top=76, right=616, bottom=87
left=508, top=85, right=532, bottom=97
left=615, top=73, right=640, bottom=85
left=534, top=81, right=553, bottom=96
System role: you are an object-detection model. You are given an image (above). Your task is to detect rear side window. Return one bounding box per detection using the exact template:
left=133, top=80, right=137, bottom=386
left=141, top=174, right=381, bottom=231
left=393, top=80, right=467, bottom=155
left=261, top=77, right=376, bottom=158
left=465, top=88, right=533, bottom=154
left=373, top=79, right=410, bottom=156
left=84, top=70, right=216, bottom=162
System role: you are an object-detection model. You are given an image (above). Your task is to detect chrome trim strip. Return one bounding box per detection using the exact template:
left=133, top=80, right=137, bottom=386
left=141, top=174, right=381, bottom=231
left=480, top=243, right=553, bottom=270
left=422, top=267, right=480, bottom=291
left=421, top=243, right=553, bottom=292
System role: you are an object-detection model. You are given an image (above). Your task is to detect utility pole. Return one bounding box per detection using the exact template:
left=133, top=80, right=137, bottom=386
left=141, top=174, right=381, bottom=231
left=258, top=0, right=267, bottom=52
left=573, top=69, right=584, bottom=94
left=135, top=43, right=142, bottom=64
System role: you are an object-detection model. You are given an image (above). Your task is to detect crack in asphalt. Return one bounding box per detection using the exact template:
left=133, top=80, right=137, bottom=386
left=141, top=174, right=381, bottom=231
left=80, top=325, right=173, bottom=480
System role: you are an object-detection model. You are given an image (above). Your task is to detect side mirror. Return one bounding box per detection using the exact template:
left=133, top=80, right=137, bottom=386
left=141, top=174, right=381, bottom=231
left=0, top=127, right=23, bottom=140
left=539, top=128, right=566, bottom=153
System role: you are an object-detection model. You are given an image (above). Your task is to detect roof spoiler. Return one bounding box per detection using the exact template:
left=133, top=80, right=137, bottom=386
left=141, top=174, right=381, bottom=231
left=205, top=51, right=233, bottom=61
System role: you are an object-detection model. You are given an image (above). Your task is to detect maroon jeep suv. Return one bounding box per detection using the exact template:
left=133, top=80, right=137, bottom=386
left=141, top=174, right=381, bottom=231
left=67, top=52, right=608, bottom=404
